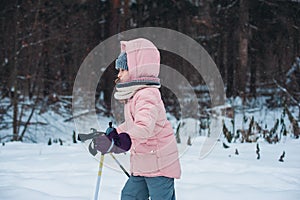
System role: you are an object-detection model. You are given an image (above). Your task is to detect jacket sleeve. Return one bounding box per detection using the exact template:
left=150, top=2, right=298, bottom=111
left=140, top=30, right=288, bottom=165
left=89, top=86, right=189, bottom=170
left=116, top=122, right=127, bottom=133
left=126, top=89, right=160, bottom=139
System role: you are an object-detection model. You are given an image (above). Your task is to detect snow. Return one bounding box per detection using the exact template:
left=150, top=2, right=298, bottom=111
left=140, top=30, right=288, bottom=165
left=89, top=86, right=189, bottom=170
left=1, top=96, right=300, bottom=199
left=1, top=136, right=300, bottom=200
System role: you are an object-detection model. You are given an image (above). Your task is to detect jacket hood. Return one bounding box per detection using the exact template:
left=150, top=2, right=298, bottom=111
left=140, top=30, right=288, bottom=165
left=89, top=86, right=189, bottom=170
left=119, top=38, right=160, bottom=83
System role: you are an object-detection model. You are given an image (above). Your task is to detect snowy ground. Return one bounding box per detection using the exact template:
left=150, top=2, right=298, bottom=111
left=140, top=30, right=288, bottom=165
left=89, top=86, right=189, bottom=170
left=1, top=136, right=300, bottom=200
left=1, top=97, right=299, bottom=199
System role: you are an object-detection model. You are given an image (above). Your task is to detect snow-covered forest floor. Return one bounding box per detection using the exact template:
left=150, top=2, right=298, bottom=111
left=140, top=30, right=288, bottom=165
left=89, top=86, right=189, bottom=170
left=1, top=135, right=299, bottom=200
left=0, top=96, right=300, bottom=199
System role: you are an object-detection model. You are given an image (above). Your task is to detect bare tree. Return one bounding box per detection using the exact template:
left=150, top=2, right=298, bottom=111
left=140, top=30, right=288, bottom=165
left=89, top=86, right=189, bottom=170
left=236, top=0, right=249, bottom=96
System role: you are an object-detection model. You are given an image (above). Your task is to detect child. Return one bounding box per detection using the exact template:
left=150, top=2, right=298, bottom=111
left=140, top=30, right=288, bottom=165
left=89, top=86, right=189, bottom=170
left=95, top=38, right=181, bottom=200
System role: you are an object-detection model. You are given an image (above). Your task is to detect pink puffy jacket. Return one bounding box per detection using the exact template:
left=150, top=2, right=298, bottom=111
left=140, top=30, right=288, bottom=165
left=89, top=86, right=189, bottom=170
left=116, top=38, right=181, bottom=179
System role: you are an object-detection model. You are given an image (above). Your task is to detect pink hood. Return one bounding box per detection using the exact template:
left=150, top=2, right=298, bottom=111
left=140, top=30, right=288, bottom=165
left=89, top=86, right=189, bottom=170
left=120, top=38, right=160, bottom=83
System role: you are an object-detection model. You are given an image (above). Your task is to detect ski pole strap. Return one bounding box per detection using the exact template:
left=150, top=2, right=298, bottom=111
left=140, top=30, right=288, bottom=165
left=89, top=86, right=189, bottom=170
left=78, top=131, right=105, bottom=156
left=78, top=131, right=106, bottom=142
left=89, top=142, right=97, bottom=156
left=106, top=139, right=115, bottom=153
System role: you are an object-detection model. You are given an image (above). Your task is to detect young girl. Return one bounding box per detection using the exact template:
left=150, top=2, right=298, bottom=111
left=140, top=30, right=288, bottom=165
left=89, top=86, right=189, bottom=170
left=95, top=38, right=181, bottom=200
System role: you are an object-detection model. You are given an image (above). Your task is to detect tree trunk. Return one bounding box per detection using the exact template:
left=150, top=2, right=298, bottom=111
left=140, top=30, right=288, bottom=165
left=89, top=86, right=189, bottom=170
left=249, top=51, right=257, bottom=97
left=12, top=0, right=21, bottom=141
left=226, top=27, right=235, bottom=98
left=236, top=0, right=249, bottom=96
left=109, top=0, right=120, bottom=35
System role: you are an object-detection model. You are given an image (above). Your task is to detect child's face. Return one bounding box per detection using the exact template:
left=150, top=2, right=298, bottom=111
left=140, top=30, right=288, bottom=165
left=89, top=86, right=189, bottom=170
left=117, top=69, right=130, bottom=83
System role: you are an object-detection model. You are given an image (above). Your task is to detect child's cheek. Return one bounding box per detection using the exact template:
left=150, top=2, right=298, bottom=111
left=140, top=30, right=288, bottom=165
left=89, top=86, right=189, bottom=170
left=122, top=73, right=130, bottom=82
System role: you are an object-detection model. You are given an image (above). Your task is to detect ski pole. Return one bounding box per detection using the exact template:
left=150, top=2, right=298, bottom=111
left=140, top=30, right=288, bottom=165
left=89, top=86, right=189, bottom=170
left=94, top=153, right=105, bottom=200
left=110, top=153, right=130, bottom=178
left=104, top=122, right=130, bottom=178
left=79, top=129, right=130, bottom=177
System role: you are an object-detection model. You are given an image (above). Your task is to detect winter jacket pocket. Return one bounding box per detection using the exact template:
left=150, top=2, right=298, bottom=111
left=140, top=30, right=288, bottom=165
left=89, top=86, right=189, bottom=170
left=131, top=139, right=159, bottom=173
left=131, top=151, right=159, bottom=173
left=134, top=139, right=157, bottom=153
left=157, top=137, right=179, bottom=169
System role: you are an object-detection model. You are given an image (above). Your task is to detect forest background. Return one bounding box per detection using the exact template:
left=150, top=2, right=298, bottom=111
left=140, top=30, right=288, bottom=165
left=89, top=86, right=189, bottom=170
left=0, top=0, right=299, bottom=142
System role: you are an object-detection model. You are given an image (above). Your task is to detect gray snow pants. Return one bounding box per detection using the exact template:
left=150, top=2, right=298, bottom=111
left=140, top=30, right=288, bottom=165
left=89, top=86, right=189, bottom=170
left=121, top=175, right=176, bottom=200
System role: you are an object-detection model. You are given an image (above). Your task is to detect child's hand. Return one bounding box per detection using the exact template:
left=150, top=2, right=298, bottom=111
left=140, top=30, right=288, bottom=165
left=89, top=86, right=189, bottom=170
left=94, top=129, right=132, bottom=154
